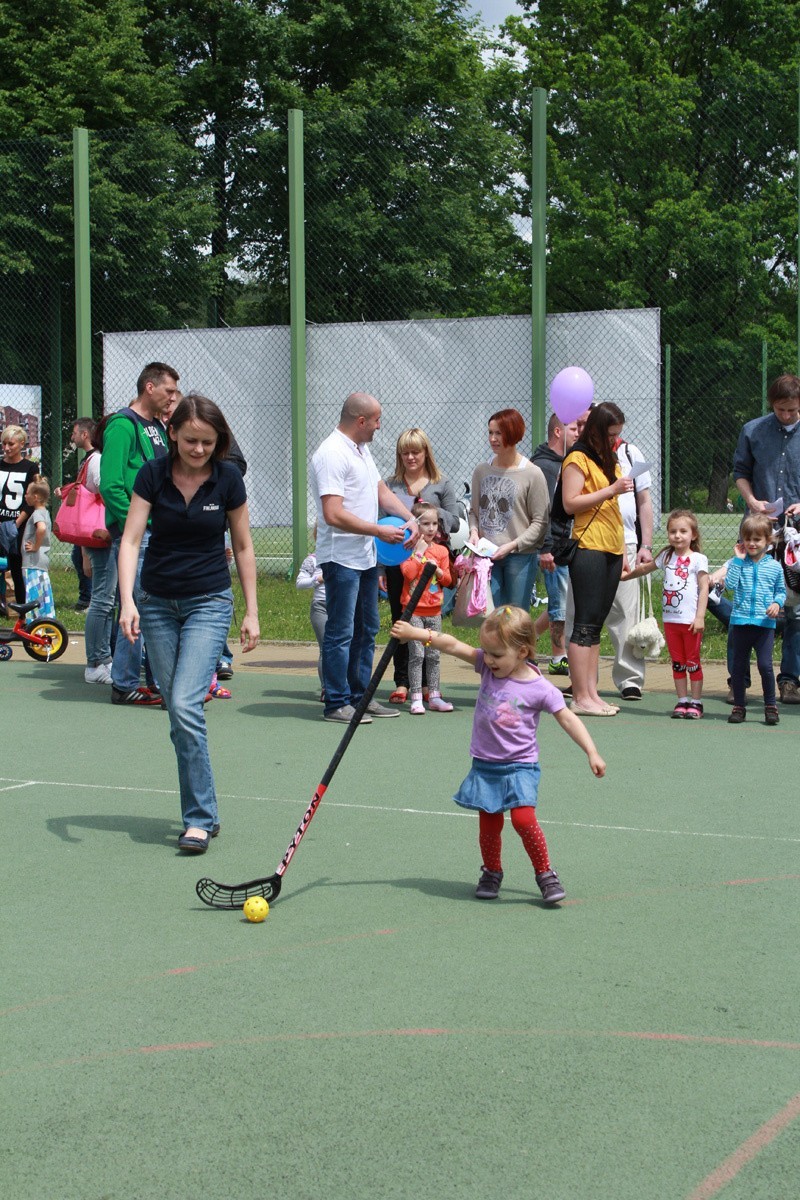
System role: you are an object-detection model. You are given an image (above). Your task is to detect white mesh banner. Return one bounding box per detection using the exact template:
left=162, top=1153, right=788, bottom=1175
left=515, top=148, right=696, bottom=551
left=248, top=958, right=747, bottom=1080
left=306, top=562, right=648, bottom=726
left=103, top=308, right=660, bottom=539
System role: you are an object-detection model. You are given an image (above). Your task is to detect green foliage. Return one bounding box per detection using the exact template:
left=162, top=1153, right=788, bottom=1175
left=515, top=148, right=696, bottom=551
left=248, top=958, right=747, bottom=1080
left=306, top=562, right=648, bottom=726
left=503, top=0, right=800, bottom=506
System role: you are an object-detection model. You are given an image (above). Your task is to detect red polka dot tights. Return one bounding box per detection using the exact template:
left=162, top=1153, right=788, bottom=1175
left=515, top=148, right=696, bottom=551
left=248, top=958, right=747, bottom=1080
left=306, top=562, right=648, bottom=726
left=478, top=808, right=550, bottom=875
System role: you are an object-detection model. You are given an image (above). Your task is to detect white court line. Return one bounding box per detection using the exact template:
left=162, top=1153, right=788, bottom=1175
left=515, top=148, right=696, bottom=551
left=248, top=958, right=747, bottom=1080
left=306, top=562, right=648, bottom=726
left=0, top=781, right=37, bottom=794
left=5, top=776, right=800, bottom=847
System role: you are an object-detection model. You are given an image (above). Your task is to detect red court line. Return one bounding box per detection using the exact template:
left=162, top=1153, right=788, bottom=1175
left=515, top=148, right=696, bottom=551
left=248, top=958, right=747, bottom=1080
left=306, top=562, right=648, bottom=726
left=4, top=1024, right=800, bottom=1077
left=685, top=1092, right=800, bottom=1199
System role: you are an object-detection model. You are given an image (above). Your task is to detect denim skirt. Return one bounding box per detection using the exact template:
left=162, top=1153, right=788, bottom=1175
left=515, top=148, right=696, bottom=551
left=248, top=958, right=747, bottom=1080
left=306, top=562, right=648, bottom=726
left=453, top=758, right=541, bottom=813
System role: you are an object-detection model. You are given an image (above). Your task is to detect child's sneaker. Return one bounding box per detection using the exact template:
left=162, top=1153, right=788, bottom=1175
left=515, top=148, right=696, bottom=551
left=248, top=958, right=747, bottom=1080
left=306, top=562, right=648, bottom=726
left=409, top=693, right=425, bottom=715
left=765, top=705, right=780, bottom=726
left=671, top=700, right=689, bottom=718
left=684, top=700, right=703, bottom=719
left=535, top=869, right=566, bottom=904
left=728, top=706, right=746, bottom=724
left=475, top=867, right=503, bottom=899
left=548, top=657, right=570, bottom=676
left=427, top=692, right=453, bottom=712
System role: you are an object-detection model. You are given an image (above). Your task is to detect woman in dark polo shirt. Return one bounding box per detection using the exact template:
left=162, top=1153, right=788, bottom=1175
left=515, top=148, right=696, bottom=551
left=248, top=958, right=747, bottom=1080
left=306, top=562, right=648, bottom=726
left=118, top=393, right=260, bottom=854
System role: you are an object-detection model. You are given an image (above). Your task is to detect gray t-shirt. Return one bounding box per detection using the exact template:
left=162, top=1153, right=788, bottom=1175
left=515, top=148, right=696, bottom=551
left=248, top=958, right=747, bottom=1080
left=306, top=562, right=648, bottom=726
left=22, top=507, right=50, bottom=570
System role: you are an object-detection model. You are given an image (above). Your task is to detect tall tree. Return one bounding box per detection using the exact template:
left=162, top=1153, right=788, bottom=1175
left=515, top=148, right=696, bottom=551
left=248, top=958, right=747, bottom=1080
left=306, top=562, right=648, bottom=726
left=0, top=0, right=212, bottom=446
left=503, top=0, right=800, bottom=505
left=143, top=0, right=524, bottom=324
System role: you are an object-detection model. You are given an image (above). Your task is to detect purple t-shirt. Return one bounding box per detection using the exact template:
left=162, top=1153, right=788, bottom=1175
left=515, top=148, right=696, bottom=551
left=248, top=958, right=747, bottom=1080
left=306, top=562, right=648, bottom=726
left=469, top=650, right=567, bottom=764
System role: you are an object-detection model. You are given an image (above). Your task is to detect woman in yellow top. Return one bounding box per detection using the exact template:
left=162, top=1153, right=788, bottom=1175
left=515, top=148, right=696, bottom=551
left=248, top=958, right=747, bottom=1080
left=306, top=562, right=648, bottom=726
left=561, top=402, right=634, bottom=715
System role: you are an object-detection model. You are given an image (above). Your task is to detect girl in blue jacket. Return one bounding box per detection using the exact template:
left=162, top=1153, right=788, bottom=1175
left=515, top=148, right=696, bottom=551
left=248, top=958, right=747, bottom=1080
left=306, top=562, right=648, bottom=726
left=726, top=515, right=786, bottom=725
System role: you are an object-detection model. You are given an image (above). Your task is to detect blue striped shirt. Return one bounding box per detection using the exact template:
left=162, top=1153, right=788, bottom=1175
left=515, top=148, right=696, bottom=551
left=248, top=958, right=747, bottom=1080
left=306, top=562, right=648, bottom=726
left=726, top=555, right=786, bottom=628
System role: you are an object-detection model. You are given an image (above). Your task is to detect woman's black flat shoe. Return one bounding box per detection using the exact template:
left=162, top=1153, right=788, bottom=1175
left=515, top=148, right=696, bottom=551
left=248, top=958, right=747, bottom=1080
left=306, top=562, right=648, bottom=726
left=178, top=830, right=210, bottom=853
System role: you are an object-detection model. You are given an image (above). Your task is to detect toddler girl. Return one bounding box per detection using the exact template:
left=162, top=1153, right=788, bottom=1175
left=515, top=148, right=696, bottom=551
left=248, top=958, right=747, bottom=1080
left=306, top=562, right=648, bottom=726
left=399, top=502, right=453, bottom=714
left=726, top=515, right=785, bottom=725
left=627, top=509, right=708, bottom=718
left=22, top=477, right=55, bottom=619
left=392, top=605, right=605, bottom=904
left=296, top=525, right=327, bottom=701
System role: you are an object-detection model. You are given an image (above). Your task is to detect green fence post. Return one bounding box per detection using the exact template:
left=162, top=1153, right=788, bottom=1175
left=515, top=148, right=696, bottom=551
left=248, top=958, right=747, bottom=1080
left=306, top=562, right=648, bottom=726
left=289, top=108, right=308, bottom=574
left=664, top=344, right=671, bottom=510
left=73, top=128, right=92, bottom=420
left=50, top=282, right=62, bottom=486
left=531, top=88, right=547, bottom=446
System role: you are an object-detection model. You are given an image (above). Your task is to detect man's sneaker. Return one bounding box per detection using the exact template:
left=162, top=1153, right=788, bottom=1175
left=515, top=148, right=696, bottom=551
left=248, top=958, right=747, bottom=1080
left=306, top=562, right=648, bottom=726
left=535, top=869, right=566, bottom=904
left=779, top=679, right=800, bottom=704
left=765, top=705, right=780, bottom=726
left=74, top=600, right=90, bottom=612
left=728, top=706, right=746, bottom=724
left=216, top=663, right=234, bottom=681
left=621, top=686, right=642, bottom=700
left=85, top=663, right=112, bottom=685
left=323, top=705, right=372, bottom=724
left=365, top=700, right=400, bottom=718
left=548, top=657, right=570, bottom=677
left=475, top=866, right=503, bottom=899
left=111, top=686, right=163, bottom=706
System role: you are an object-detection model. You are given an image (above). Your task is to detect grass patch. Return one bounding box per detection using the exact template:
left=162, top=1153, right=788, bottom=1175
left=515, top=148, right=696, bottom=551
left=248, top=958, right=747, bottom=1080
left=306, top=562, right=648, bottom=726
left=44, top=565, right=742, bottom=662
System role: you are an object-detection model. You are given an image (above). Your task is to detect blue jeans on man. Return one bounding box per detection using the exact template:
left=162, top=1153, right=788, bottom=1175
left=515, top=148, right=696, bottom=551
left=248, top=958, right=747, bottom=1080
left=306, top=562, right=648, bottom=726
left=139, top=589, right=233, bottom=833
left=110, top=529, right=150, bottom=691
left=320, top=562, right=380, bottom=714
left=84, top=545, right=117, bottom=667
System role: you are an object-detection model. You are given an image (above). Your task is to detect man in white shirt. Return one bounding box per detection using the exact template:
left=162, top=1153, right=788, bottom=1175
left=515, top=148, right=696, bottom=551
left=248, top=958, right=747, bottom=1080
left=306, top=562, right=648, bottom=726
left=606, top=438, right=654, bottom=699
left=311, top=392, right=418, bottom=723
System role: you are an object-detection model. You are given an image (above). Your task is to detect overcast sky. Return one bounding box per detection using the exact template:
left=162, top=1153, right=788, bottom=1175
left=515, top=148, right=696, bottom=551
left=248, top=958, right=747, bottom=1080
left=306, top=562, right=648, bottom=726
left=465, top=0, right=523, bottom=26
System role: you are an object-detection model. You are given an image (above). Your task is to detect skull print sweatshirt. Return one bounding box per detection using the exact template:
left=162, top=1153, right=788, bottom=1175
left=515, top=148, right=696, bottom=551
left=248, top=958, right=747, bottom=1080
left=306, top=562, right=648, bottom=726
left=469, top=457, right=550, bottom=555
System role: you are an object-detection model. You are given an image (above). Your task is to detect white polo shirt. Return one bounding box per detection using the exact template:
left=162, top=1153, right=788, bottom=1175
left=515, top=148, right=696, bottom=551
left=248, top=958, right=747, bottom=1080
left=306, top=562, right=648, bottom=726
left=311, top=428, right=381, bottom=569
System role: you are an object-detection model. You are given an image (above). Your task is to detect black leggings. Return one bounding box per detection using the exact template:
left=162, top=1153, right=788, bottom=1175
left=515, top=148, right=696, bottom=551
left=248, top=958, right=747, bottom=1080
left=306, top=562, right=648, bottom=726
left=729, top=625, right=776, bottom=707
left=569, top=547, right=623, bottom=647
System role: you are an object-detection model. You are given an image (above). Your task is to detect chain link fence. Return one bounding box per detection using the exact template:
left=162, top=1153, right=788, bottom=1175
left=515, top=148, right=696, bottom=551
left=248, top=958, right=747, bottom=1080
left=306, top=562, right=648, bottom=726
left=2, top=84, right=798, bottom=579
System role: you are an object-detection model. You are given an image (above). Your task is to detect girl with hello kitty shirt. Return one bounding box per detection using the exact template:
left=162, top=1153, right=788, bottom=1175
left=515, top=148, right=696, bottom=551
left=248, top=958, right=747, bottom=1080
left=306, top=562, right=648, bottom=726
left=624, top=508, right=709, bottom=719
left=391, top=605, right=605, bottom=905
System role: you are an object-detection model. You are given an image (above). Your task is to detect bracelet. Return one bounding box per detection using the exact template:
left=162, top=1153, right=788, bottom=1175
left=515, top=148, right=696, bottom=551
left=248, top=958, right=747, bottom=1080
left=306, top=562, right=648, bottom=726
left=424, top=631, right=434, bottom=648
left=643, top=544, right=653, bottom=551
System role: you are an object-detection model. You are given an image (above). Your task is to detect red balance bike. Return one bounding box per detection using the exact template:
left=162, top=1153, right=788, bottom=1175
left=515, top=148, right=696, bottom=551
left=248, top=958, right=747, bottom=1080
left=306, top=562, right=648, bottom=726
left=0, top=600, right=68, bottom=662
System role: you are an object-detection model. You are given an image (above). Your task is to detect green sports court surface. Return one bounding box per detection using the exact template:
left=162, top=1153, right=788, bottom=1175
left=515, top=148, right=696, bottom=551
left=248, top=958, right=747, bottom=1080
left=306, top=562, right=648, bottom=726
left=2, top=646, right=798, bottom=1199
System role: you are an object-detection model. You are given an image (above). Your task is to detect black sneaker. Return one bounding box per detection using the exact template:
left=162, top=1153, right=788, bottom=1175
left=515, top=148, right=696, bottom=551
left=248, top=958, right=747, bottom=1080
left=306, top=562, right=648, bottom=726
left=728, top=706, right=746, bottom=724
left=475, top=867, right=503, bottom=899
left=216, top=664, right=234, bottom=680
left=535, top=869, right=566, bottom=904
left=765, top=705, right=780, bottom=726
left=112, top=686, right=163, bottom=706
left=621, top=686, right=642, bottom=700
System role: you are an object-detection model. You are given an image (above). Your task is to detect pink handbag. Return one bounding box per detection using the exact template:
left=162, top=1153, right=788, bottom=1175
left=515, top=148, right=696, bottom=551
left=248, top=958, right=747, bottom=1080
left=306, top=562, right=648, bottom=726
left=53, top=459, right=108, bottom=549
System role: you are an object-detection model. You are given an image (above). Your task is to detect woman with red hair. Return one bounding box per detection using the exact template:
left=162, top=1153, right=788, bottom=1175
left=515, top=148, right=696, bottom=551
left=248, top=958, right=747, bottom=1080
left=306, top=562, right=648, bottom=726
left=468, top=408, right=550, bottom=608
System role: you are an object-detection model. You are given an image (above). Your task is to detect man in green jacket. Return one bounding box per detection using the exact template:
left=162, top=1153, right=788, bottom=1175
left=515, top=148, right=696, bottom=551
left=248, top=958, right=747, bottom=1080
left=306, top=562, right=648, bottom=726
left=100, top=361, right=178, bottom=705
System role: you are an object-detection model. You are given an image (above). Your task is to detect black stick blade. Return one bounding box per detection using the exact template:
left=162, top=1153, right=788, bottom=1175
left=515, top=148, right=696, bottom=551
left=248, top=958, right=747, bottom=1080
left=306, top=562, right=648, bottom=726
left=196, top=873, right=282, bottom=909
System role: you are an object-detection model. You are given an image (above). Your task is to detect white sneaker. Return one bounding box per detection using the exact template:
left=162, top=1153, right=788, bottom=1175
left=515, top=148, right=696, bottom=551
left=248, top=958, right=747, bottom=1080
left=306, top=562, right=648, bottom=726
left=85, top=663, right=112, bottom=685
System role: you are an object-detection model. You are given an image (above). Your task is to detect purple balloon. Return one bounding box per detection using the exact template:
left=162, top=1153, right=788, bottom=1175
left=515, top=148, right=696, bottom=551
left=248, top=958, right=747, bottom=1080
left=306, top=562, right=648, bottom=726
left=550, top=367, right=595, bottom=425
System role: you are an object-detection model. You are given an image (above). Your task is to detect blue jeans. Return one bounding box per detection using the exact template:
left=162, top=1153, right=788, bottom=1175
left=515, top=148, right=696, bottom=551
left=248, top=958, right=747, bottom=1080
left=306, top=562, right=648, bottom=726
left=84, top=545, right=117, bottom=666
left=139, top=588, right=233, bottom=832
left=71, top=543, right=92, bottom=604
left=110, top=530, right=150, bottom=691
left=778, top=602, right=800, bottom=685
left=320, top=562, right=380, bottom=714
left=543, top=563, right=569, bottom=621
left=490, top=552, right=539, bottom=609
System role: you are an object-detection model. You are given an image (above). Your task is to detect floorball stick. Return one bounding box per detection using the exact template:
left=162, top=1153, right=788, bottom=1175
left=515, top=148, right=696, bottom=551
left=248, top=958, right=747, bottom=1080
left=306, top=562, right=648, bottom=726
left=196, top=560, right=437, bottom=909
